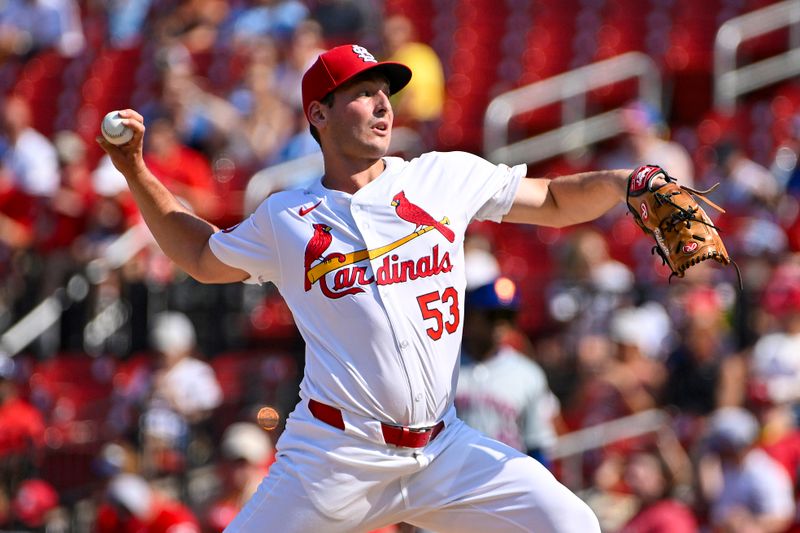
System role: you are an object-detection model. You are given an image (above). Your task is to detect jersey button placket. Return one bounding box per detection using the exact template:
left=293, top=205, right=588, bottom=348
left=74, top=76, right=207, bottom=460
left=352, top=203, right=370, bottom=229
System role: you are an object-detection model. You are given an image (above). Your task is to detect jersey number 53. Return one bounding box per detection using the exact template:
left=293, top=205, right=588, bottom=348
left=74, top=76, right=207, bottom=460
left=416, top=287, right=460, bottom=341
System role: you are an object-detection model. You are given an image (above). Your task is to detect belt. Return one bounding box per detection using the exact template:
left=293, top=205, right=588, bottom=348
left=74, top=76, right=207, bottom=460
left=308, top=399, right=445, bottom=448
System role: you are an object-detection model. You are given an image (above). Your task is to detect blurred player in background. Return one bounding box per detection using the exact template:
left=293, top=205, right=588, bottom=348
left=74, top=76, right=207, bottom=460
left=456, top=276, right=558, bottom=466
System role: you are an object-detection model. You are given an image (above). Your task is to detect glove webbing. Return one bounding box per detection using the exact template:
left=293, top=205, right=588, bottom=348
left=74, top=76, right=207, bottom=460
left=648, top=186, right=742, bottom=289
left=653, top=189, right=721, bottom=235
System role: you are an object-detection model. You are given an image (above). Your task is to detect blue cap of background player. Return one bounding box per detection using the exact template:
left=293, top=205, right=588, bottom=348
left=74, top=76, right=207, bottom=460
left=301, top=44, right=412, bottom=122
left=465, top=277, right=521, bottom=312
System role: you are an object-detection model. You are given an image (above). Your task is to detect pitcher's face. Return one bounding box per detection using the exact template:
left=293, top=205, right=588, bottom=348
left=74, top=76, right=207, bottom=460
left=322, top=74, right=393, bottom=160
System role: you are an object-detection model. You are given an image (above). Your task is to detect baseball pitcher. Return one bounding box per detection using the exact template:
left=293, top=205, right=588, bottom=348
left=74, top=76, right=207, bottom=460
left=97, top=44, right=711, bottom=532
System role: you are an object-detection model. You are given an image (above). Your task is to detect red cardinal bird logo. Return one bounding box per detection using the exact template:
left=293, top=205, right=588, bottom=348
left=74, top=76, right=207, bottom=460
left=391, top=191, right=454, bottom=243
left=304, top=224, right=333, bottom=291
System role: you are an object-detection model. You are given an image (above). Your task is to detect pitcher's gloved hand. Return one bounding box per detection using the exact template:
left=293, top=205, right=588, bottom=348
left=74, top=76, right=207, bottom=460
left=626, top=165, right=740, bottom=286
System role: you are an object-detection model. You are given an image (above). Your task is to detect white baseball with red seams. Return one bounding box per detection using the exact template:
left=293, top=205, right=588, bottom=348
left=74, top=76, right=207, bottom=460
left=101, top=110, right=133, bottom=145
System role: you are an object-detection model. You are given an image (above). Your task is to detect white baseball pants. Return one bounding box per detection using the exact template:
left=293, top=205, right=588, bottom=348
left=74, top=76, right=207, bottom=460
left=224, top=401, right=599, bottom=533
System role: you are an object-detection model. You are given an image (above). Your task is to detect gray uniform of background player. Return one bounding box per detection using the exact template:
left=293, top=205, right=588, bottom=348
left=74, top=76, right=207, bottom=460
left=456, top=276, right=558, bottom=463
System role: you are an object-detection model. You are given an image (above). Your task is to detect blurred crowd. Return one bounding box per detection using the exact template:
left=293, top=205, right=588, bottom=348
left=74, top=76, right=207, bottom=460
left=2, top=0, right=800, bottom=532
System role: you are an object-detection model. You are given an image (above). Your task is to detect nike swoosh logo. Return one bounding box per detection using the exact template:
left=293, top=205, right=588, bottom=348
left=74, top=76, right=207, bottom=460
left=299, top=200, right=322, bottom=216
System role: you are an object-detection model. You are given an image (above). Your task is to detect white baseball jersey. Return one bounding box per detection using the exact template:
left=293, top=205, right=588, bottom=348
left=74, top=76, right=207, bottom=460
left=210, top=151, right=525, bottom=427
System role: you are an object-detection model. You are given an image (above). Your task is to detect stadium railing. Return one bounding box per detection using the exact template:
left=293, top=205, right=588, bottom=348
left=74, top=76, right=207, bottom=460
left=482, top=51, right=663, bottom=166
left=0, top=223, right=152, bottom=357
left=714, top=0, right=800, bottom=113
left=551, top=408, right=673, bottom=491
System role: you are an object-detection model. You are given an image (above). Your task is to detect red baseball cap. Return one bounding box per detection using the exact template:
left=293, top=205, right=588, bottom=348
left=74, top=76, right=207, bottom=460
left=12, top=479, right=58, bottom=527
left=301, top=44, right=412, bottom=121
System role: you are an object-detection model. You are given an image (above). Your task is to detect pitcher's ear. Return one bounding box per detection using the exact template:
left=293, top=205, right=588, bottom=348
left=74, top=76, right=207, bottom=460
left=308, top=102, right=327, bottom=129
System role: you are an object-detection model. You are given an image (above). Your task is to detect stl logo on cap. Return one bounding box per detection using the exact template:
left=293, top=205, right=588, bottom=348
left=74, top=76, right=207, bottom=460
left=352, top=45, right=377, bottom=63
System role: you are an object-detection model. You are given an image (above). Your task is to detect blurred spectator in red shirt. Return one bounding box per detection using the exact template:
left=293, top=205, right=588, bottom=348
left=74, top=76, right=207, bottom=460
left=0, top=354, right=46, bottom=528
left=0, top=354, right=44, bottom=458
left=144, top=116, right=222, bottom=222
left=38, top=131, right=96, bottom=254
left=619, top=449, right=698, bottom=533
left=95, top=473, right=200, bottom=533
left=0, top=159, right=37, bottom=338
left=9, top=478, right=60, bottom=531
left=752, top=260, right=800, bottom=407
left=749, top=280, right=800, bottom=533
left=0, top=160, right=36, bottom=253
left=205, top=422, right=275, bottom=532
left=752, top=391, right=800, bottom=533
left=34, top=131, right=99, bottom=307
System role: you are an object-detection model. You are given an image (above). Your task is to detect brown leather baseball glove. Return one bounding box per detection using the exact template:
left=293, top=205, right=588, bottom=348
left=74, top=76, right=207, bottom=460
left=627, top=165, right=740, bottom=285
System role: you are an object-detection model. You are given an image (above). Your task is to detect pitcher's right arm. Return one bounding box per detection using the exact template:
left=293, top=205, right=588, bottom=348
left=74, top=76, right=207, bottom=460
left=97, top=109, right=248, bottom=284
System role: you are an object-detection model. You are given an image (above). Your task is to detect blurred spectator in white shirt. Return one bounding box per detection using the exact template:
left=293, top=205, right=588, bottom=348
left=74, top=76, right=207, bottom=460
left=140, top=311, right=222, bottom=475
left=457, top=276, right=558, bottom=465
left=231, top=0, right=308, bottom=44
left=601, top=100, right=695, bottom=188
left=148, top=311, right=222, bottom=421
left=1, top=95, right=59, bottom=197
left=752, top=260, right=800, bottom=407
left=697, top=407, right=795, bottom=533
left=205, top=422, right=275, bottom=532
left=547, top=228, right=635, bottom=337
left=105, top=0, right=153, bottom=48
left=712, top=140, right=781, bottom=210
left=0, top=0, right=84, bottom=59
